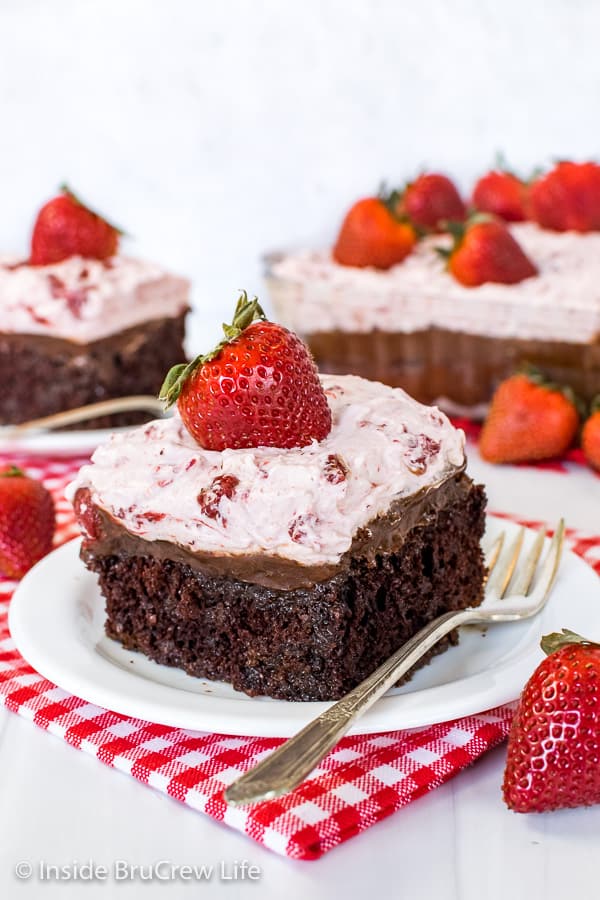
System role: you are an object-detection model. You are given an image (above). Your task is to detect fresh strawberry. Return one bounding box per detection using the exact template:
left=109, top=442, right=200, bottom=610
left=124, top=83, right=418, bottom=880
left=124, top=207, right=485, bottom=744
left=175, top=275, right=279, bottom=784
left=443, top=216, right=538, bottom=287
left=30, top=185, right=121, bottom=265
left=472, top=169, right=528, bottom=222
left=479, top=372, right=579, bottom=464
left=529, top=161, right=600, bottom=232
left=582, top=398, right=600, bottom=471
left=160, top=292, right=332, bottom=450
left=332, top=196, right=417, bottom=269
left=503, top=629, right=600, bottom=813
left=0, top=467, right=55, bottom=577
left=401, top=173, right=466, bottom=232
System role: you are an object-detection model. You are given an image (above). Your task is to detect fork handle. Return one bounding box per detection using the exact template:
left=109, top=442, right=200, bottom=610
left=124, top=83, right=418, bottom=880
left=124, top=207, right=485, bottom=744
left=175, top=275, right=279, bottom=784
left=225, top=606, right=475, bottom=806
left=0, top=395, right=166, bottom=437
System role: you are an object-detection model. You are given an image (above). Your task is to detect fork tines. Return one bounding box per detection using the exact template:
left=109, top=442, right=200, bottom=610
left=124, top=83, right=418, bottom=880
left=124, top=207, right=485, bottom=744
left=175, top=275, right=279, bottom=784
left=485, top=520, right=565, bottom=602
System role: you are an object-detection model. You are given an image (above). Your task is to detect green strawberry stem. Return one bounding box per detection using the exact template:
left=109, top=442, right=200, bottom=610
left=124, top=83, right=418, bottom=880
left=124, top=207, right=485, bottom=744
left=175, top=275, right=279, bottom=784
left=434, top=214, right=493, bottom=262
left=462, top=211, right=497, bottom=228
left=378, top=184, right=402, bottom=217
left=494, top=150, right=512, bottom=174
left=541, top=628, right=600, bottom=656
left=159, top=291, right=266, bottom=408
left=0, top=466, right=24, bottom=478
left=445, top=220, right=466, bottom=241
left=377, top=183, right=416, bottom=228
left=492, top=152, right=541, bottom=184
left=493, top=151, right=524, bottom=180
left=59, top=183, right=127, bottom=236
left=517, top=364, right=584, bottom=418
left=589, top=395, right=600, bottom=416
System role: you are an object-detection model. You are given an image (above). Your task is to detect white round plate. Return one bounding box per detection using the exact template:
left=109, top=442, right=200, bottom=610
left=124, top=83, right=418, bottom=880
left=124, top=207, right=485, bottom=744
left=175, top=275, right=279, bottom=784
left=1, top=427, right=128, bottom=457
left=8, top=517, right=600, bottom=737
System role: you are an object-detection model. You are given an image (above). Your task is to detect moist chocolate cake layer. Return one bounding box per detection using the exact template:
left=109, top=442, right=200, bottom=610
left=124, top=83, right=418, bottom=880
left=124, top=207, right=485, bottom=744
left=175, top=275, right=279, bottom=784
left=81, top=475, right=487, bottom=701
left=0, top=314, right=187, bottom=427
left=304, top=328, right=600, bottom=411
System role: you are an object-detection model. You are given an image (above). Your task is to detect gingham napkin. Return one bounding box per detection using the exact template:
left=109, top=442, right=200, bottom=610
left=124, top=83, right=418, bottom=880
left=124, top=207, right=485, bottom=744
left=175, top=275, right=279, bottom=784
left=1, top=454, right=599, bottom=860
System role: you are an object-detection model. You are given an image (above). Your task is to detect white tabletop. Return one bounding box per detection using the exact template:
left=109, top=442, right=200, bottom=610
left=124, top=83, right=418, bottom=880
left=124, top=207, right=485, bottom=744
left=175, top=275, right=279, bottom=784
left=1, top=447, right=599, bottom=900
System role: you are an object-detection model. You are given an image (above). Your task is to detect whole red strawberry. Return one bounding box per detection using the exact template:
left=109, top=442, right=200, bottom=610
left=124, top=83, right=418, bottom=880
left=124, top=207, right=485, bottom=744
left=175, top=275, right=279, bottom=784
left=444, top=216, right=538, bottom=287
left=401, top=173, right=466, bottom=232
left=30, top=185, right=121, bottom=265
left=582, top=398, right=600, bottom=471
left=0, top=467, right=55, bottom=577
left=472, top=169, right=528, bottom=222
left=479, top=372, right=579, bottom=464
left=503, top=629, right=600, bottom=813
left=529, top=161, right=600, bottom=232
left=160, top=293, right=332, bottom=450
left=332, top=196, right=417, bottom=269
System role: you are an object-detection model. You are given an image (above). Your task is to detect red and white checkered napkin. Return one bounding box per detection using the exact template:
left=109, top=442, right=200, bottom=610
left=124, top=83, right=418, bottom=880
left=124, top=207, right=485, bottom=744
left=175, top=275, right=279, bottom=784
left=1, top=454, right=599, bottom=861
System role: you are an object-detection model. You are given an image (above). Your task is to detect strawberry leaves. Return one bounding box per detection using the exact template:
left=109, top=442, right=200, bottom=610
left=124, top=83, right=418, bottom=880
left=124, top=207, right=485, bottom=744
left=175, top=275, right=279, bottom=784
left=159, top=291, right=266, bottom=408
left=58, top=184, right=127, bottom=237
left=540, top=628, right=600, bottom=656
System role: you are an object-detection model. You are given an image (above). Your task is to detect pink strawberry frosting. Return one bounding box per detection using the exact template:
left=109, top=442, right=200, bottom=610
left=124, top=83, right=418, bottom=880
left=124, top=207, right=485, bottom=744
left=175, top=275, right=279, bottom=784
left=0, top=255, right=189, bottom=342
left=67, top=374, right=465, bottom=568
left=266, top=223, right=600, bottom=343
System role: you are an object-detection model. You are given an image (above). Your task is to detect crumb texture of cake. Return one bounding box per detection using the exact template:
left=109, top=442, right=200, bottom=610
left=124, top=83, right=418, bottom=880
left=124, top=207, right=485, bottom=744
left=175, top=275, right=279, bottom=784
left=0, top=314, right=187, bottom=426
left=69, top=373, right=487, bottom=701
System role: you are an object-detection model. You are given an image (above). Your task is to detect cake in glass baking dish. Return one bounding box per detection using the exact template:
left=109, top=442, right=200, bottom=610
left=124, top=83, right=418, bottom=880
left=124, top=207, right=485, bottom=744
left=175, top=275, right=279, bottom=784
left=0, top=187, right=189, bottom=427
left=265, top=162, right=600, bottom=414
left=69, top=294, right=486, bottom=702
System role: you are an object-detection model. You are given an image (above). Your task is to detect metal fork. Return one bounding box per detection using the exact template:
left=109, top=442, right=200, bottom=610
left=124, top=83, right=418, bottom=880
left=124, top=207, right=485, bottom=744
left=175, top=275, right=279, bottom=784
left=225, top=519, right=565, bottom=807
left=0, top=395, right=168, bottom=439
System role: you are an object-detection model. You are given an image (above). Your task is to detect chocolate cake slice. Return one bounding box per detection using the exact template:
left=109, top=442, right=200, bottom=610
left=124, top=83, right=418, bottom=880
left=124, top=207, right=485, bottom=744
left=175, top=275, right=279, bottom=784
left=68, top=374, right=487, bottom=702
left=0, top=254, right=189, bottom=427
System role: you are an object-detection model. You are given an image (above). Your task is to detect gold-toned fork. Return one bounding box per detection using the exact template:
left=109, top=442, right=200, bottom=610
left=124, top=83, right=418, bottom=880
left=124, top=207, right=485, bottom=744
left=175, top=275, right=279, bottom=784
left=225, top=519, right=565, bottom=807
left=0, top=395, right=168, bottom=439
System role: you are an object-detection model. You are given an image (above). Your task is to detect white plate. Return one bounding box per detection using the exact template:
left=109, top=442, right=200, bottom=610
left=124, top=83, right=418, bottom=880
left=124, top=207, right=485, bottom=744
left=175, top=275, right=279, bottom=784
left=8, top=517, right=600, bottom=737
left=1, top=427, right=127, bottom=456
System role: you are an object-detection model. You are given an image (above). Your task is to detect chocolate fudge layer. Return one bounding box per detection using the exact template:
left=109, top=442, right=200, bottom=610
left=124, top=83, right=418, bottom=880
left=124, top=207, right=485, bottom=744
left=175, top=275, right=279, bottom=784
left=305, top=328, right=600, bottom=409
left=0, top=314, right=187, bottom=427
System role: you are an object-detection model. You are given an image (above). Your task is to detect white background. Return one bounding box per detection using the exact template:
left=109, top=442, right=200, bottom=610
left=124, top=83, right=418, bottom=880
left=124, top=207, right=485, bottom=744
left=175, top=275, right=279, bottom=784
left=2, top=2, right=600, bottom=897
left=1, top=0, right=600, bottom=348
